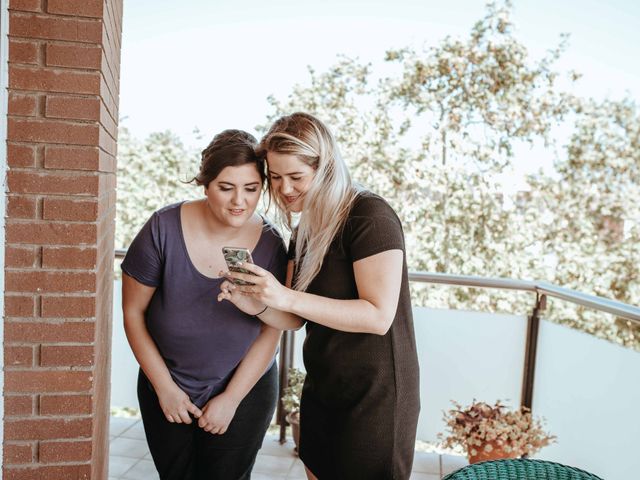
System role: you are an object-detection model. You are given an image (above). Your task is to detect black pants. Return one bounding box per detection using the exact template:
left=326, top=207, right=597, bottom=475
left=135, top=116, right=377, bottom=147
left=137, top=363, right=278, bottom=480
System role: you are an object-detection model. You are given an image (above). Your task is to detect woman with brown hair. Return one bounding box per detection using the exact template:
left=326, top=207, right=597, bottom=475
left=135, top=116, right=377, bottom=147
left=121, top=129, right=287, bottom=479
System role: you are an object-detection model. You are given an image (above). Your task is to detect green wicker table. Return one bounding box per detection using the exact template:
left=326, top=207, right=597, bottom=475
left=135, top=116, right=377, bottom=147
left=442, top=459, right=604, bottom=480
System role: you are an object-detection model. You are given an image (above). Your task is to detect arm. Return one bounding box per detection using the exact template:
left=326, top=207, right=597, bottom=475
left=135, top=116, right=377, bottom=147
left=218, top=260, right=304, bottom=331
left=225, top=249, right=404, bottom=335
left=198, top=323, right=281, bottom=434
left=122, top=273, right=202, bottom=423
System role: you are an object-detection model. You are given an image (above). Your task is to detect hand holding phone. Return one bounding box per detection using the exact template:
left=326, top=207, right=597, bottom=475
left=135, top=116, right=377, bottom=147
left=222, top=247, right=256, bottom=286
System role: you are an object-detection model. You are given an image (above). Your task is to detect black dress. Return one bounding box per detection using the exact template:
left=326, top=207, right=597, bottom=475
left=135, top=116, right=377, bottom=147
left=295, top=192, right=420, bottom=479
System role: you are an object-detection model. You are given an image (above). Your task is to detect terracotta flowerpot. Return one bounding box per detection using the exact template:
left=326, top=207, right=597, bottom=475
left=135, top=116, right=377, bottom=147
left=285, top=411, right=300, bottom=455
left=467, top=441, right=517, bottom=464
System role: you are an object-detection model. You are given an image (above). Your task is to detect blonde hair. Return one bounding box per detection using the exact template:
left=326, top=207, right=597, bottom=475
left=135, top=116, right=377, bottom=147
left=258, top=112, right=361, bottom=291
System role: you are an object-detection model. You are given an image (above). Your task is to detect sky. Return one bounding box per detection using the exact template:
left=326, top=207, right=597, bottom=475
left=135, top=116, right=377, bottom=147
left=118, top=0, right=640, bottom=186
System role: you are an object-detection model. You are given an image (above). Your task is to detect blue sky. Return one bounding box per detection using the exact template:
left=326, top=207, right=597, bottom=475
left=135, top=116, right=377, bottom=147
left=119, top=0, right=639, bottom=177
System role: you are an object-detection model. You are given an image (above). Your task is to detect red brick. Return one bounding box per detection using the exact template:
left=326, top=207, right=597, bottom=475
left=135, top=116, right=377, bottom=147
left=6, top=222, right=97, bottom=245
left=4, top=296, right=36, bottom=316
left=44, top=145, right=99, bottom=170
left=8, top=118, right=99, bottom=145
left=3, top=443, right=33, bottom=464
left=5, top=322, right=94, bottom=343
left=98, top=125, right=117, bottom=156
left=41, top=296, right=95, bottom=318
left=40, top=345, right=94, bottom=367
left=42, top=246, right=97, bottom=269
left=47, top=0, right=103, bottom=18
left=4, top=396, right=34, bottom=416
left=8, top=170, right=99, bottom=195
left=100, top=105, right=117, bottom=138
left=40, top=440, right=92, bottom=463
left=5, top=371, right=92, bottom=393
left=4, top=346, right=34, bottom=367
left=3, top=464, right=91, bottom=480
left=45, top=95, right=99, bottom=121
left=8, top=93, right=37, bottom=116
left=10, top=65, right=100, bottom=95
left=39, top=394, right=92, bottom=415
left=43, top=198, right=98, bottom=221
left=7, top=196, right=37, bottom=219
left=46, top=44, right=101, bottom=69
left=5, top=271, right=96, bottom=293
left=7, top=143, right=36, bottom=167
left=8, top=0, right=41, bottom=12
left=5, top=246, right=38, bottom=268
left=10, top=12, right=102, bottom=43
left=9, top=39, right=39, bottom=65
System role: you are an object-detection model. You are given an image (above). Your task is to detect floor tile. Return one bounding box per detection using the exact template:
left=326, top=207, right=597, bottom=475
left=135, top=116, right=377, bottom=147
left=120, top=420, right=147, bottom=440
left=253, top=453, right=297, bottom=475
left=108, top=455, right=139, bottom=477
left=251, top=473, right=287, bottom=480
left=260, top=436, right=297, bottom=457
left=413, top=451, right=441, bottom=474
left=109, top=416, right=138, bottom=437
left=410, top=473, right=441, bottom=480
left=122, top=459, right=160, bottom=480
left=286, top=459, right=307, bottom=478
left=110, top=437, right=151, bottom=459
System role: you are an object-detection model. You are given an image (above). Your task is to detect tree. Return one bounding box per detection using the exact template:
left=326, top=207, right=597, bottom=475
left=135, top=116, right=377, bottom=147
left=260, top=1, right=639, bottom=348
left=116, top=127, right=200, bottom=249
left=528, top=98, right=640, bottom=347
left=261, top=1, right=572, bottom=312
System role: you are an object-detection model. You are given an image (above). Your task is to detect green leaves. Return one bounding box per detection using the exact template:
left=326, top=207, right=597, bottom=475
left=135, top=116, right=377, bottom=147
left=116, top=127, right=200, bottom=249
left=259, top=1, right=639, bottom=348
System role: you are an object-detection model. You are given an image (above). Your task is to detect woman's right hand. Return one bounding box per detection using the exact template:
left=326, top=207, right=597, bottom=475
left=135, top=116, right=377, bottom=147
left=217, top=279, right=266, bottom=316
left=156, top=382, right=202, bottom=424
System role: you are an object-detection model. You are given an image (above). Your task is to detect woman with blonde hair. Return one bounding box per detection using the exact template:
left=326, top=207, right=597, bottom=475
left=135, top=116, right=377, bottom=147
left=218, top=112, right=420, bottom=479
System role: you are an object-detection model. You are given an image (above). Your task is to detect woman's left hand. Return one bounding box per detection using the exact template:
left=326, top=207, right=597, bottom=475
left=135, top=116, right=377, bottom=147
left=198, top=392, right=240, bottom=435
left=220, top=262, right=291, bottom=311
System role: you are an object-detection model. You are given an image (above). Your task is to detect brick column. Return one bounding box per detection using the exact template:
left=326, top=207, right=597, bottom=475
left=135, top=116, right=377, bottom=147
left=4, top=0, right=122, bottom=478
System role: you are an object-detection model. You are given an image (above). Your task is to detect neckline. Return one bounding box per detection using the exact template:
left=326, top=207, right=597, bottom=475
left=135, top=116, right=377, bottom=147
left=177, top=201, right=268, bottom=282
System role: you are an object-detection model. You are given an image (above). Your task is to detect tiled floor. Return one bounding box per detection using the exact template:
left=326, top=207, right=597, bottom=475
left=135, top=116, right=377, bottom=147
left=109, top=416, right=468, bottom=479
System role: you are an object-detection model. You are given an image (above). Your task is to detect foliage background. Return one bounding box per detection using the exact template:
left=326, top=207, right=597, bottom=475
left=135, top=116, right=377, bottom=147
left=116, top=2, right=639, bottom=349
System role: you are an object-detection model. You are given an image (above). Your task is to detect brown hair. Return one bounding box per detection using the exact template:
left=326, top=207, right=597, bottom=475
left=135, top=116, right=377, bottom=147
left=192, top=129, right=265, bottom=187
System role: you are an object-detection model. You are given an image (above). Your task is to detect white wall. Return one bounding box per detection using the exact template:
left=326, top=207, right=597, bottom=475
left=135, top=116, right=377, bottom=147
left=111, top=280, right=139, bottom=408
left=112, top=294, right=640, bottom=480
left=533, top=321, right=640, bottom=480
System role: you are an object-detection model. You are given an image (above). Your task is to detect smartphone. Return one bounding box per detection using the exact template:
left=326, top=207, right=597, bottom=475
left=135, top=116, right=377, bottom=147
left=222, top=246, right=256, bottom=286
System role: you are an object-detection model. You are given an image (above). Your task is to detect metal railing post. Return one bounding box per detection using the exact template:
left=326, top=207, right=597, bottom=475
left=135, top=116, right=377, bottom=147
left=277, top=329, right=295, bottom=444
left=521, top=293, right=546, bottom=410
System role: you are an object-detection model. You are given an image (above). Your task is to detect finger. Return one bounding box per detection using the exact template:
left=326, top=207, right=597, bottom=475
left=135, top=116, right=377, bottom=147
left=219, top=280, right=236, bottom=292
left=166, top=415, right=175, bottom=423
left=218, top=427, right=227, bottom=435
left=188, top=403, right=203, bottom=418
left=235, top=262, right=266, bottom=276
left=178, top=409, right=192, bottom=424
left=222, top=270, right=259, bottom=285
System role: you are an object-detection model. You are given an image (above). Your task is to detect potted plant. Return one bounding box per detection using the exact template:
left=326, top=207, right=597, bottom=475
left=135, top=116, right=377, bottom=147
left=438, top=399, right=556, bottom=464
left=281, top=367, right=305, bottom=453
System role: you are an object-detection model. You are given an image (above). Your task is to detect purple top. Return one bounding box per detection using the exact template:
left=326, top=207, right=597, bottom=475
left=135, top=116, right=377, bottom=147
left=121, top=202, right=287, bottom=407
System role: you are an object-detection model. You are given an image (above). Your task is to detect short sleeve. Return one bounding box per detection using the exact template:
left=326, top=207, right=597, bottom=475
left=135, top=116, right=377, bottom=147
left=121, top=212, right=164, bottom=287
left=268, top=238, right=289, bottom=285
left=287, top=237, right=296, bottom=261
left=347, top=196, right=405, bottom=262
